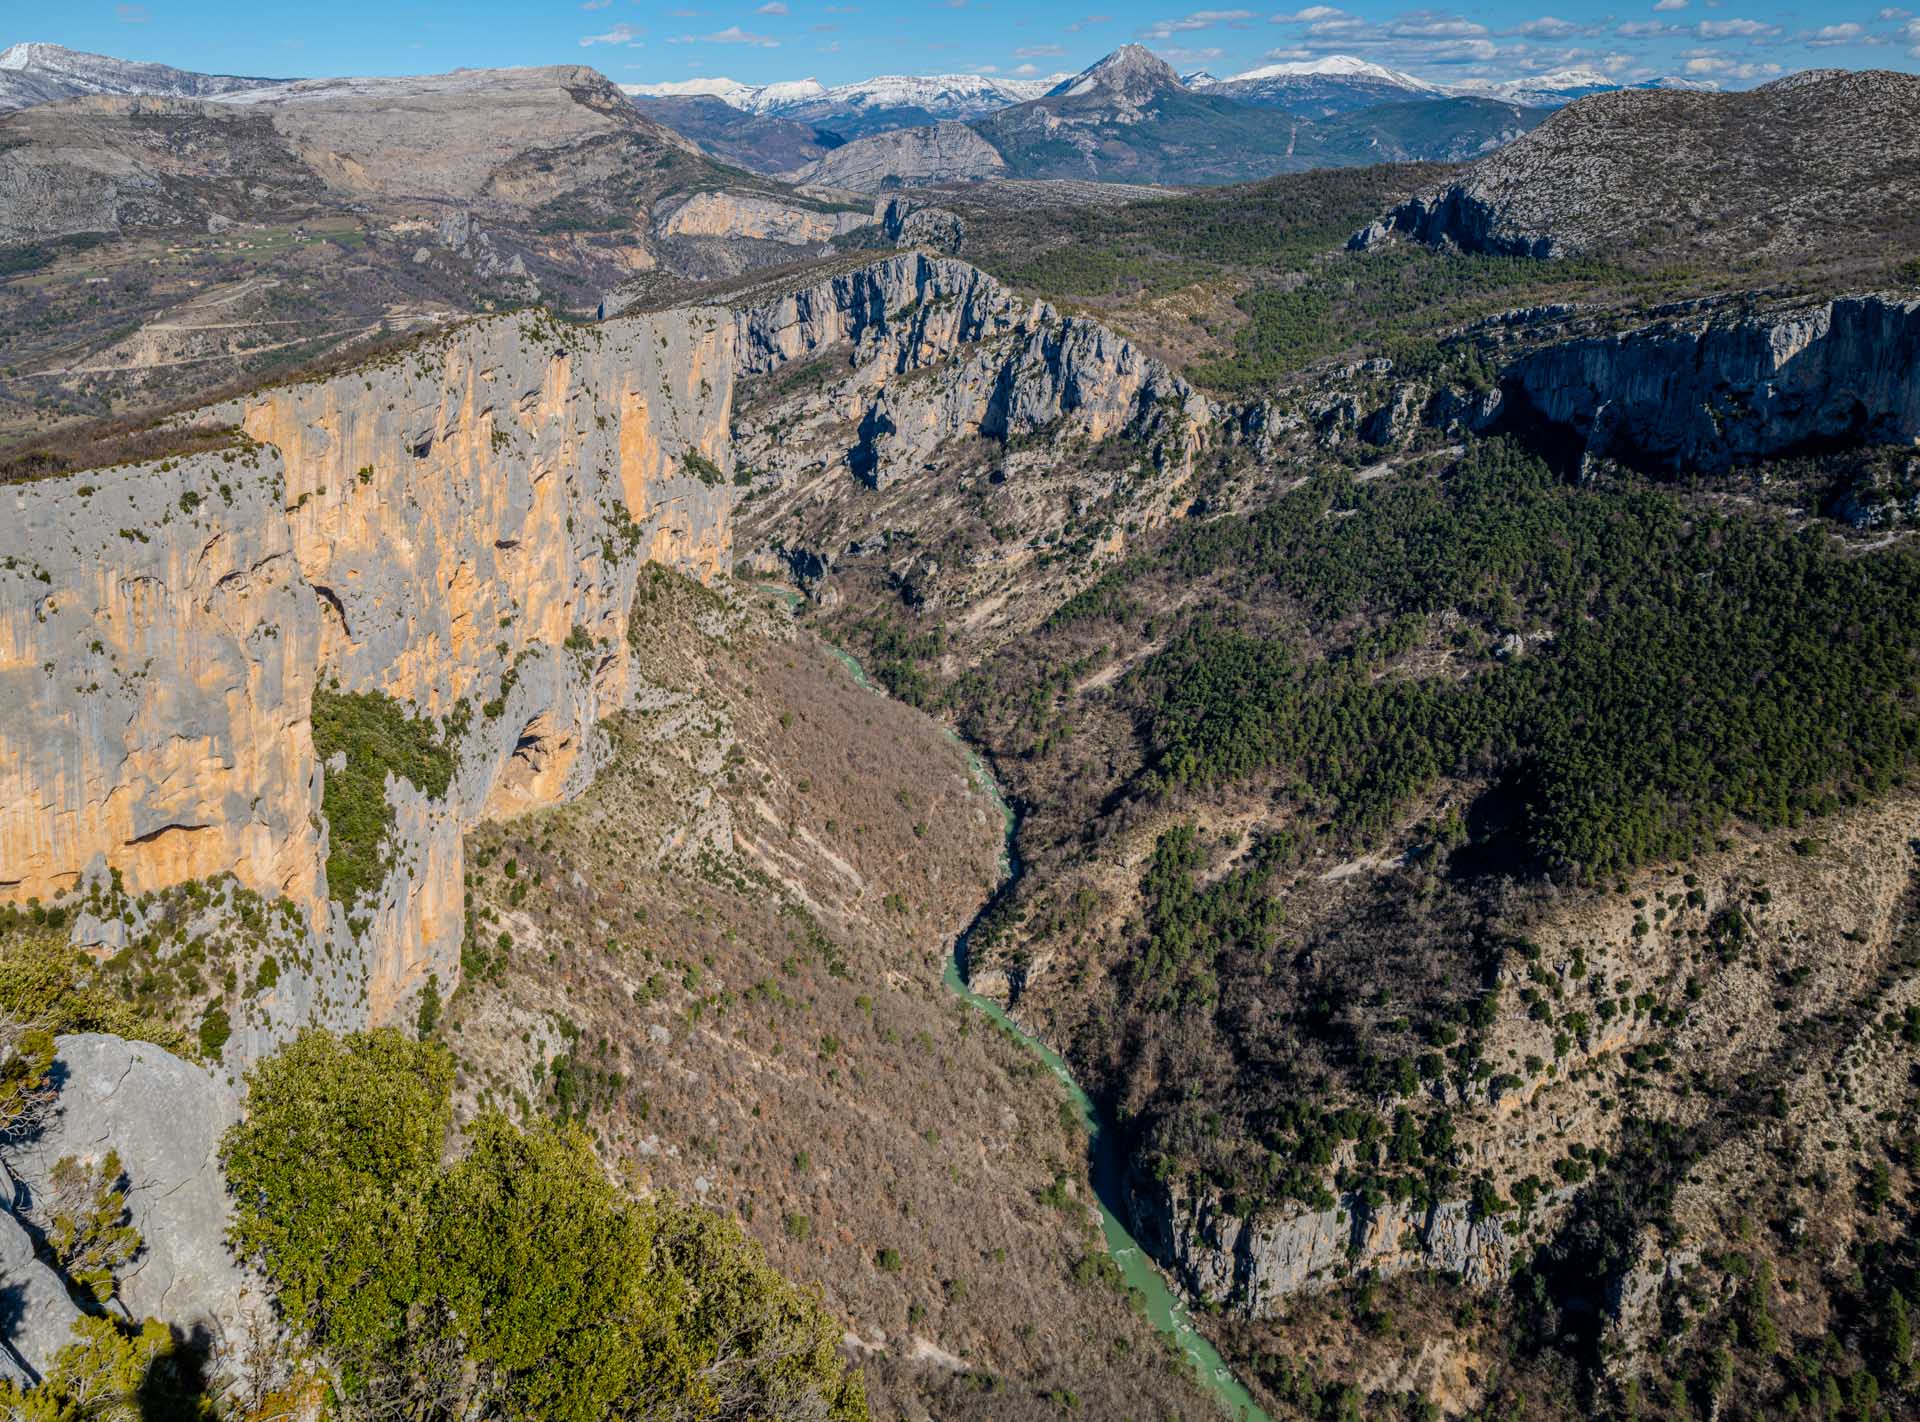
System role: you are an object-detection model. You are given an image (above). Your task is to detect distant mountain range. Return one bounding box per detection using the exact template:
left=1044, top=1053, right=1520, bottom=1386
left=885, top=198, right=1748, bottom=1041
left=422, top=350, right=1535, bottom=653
left=623, top=72, right=1070, bottom=139
left=0, top=40, right=1732, bottom=196
left=788, top=45, right=1546, bottom=189
left=0, top=41, right=284, bottom=111
left=630, top=52, right=1720, bottom=130
left=623, top=48, right=1731, bottom=185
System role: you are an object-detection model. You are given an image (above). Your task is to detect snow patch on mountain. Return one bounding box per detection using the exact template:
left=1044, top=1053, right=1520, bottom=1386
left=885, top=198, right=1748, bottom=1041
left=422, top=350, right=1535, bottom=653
left=1227, top=55, right=1437, bottom=90
left=0, top=41, right=283, bottom=112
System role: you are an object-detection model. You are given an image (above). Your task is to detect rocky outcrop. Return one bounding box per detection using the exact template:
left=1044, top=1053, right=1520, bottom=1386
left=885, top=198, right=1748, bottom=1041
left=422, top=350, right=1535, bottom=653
left=658, top=190, right=872, bottom=245
left=1353, top=69, right=1920, bottom=262
left=876, top=195, right=965, bottom=254
left=2, top=1035, right=251, bottom=1371
left=788, top=121, right=1005, bottom=192
left=1, top=304, right=735, bottom=1052
left=730, top=252, right=1210, bottom=489
left=1128, top=1173, right=1512, bottom=1315
left=429, top=210, right=535, bottom=293
left=0, top=66, right=703, bottom=246
left=1351, top=184, right=1556, bottom=259
left=0, top=1210, right=81, bottom=1384
left=1501, top=294, right=1920, bottom=471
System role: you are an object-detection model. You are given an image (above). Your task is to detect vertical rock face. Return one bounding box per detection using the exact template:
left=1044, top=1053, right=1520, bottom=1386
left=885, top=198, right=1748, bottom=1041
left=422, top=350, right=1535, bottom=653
left=1127, top=1173, right=1511, bottom=1315
left=730, top=252, right=1211, bottom=484
left=1, top=306, right=736, bottom=1044
left=1501, top=295, right=1920, bottom=471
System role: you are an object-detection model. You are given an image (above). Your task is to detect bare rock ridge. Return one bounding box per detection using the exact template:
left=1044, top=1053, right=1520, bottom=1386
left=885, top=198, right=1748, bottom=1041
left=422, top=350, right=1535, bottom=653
left=1, top=304, right=734, bottom=1056
left=0, top=41, right=285, bottom=114
left=788, top=121, right=1007, bottom=190
left=1501, top=294, right=1920, bottom=471
left=725, top=252, right=1211, bottom=491
left=0, top=65, right=702, bottom=246
left=1353, top=67, right=1920, bottom=260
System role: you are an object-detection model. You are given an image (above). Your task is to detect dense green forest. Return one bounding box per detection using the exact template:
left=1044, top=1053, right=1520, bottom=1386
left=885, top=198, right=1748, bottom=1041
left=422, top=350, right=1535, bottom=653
left=1090, top=439, right=1920, bottom=880
left=222, top=1028, right=869, bottom=1422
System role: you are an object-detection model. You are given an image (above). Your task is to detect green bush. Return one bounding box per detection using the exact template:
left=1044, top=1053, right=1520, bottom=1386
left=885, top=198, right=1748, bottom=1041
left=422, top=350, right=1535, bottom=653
left=222, top=1028, right=868, bottom=1421
left=311, top=689, right=457, bottom=910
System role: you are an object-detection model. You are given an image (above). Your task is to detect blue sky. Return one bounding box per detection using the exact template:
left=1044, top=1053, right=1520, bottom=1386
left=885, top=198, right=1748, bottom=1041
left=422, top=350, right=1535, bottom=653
left=27, top=0, right=1920, bottom=89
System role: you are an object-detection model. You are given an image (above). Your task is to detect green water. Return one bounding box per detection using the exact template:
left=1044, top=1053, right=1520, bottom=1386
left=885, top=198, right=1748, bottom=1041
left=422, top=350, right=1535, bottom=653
left=819, top=630, right=1271, bottom=1422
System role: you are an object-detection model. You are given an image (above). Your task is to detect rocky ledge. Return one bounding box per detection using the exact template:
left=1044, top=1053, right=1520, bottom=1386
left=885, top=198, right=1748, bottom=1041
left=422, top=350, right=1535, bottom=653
left=1500, top=294, right=1920, bottom=471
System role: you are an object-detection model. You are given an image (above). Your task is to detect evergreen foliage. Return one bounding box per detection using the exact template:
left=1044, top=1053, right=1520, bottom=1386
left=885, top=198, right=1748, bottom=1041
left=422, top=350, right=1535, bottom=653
left=310, top=690, right=457, bottom=911
left=222, top=1028, right=869, bottom=1422
left=1130, top=440, right=1920, bottom=879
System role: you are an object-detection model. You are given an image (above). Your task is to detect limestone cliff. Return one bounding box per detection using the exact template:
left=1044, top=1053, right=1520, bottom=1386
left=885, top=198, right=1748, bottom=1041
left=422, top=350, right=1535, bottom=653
left=1129, top=1173, right=1513, bottom=1312
left=657, top=190, right=873, bottom=246
left=1498, top=294, right=1920, bottom=471
left=787, top=121, right=1006, bottom=192
left=730, top=252, right=1211, bottom=489
left=1, top=305, right=735, bottom=1052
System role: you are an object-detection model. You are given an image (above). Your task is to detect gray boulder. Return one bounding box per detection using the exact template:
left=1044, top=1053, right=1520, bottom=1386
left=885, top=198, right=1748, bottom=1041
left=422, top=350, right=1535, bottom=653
left=2, top=1035, right=251, bottom=1366
left=0, top=1204, right=81, bottom=1383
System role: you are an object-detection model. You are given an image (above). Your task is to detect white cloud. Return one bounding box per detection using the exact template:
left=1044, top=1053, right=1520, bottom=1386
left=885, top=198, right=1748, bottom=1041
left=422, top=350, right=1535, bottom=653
left=1012, top=61, right=1041, bottom=72
left=1653, top=0, right=1688, bottom=10
left=1158, top=43, right=1228, bottom=60
left=1014, top=42, right=1067, bottom=55
left=1270, top=5, right=1346, bottom=20
left=1680, top=49, right=1783, bottom=73
left=755, top=1, right=788, bottom=11
left=1142, top=8, right=1254, bottom=38
left=1068, top=12, right=1114, bottom=28
left=581, top=0, right=613, bottom=10
left=581, top=22, right=643, bottom=44
left=668, top=23, right=781, bottom=42
left=1803, top=21, right=1865, bottom=43
left=1505, top=16, right=1585, bottom=37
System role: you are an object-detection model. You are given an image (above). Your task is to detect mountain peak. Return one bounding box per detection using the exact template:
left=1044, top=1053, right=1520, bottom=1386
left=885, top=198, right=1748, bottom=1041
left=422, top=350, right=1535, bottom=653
left=1228, top=54, right=1435, bottom=90
left=0, top=40, right=285, bottom=112
left=1051, top=44, right=1184, bottom=102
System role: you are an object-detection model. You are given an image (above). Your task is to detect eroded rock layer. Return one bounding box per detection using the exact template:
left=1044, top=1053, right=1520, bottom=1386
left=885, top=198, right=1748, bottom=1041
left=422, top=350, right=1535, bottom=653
left=1, top=305, right=734, bottom=1049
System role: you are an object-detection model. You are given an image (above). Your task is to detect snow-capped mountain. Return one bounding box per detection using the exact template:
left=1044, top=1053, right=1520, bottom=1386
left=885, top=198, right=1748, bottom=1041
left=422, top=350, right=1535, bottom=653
left=621, top=76, right=760, bottom=106
left=1448, top=67, right=1617, bottom=107
left=790, top=73, right=1060, bottom=114
left=746, top=78, right=831, bottom=113
left=1208, top=54, right=1442, bottom=115
left=1639, top=74, right=1722, bottom=92
left=622, top=71, right=1062, bottom=130
left=1231, top=55, right=1437, bottom=88
left=1046, top=44, right=1185, bottom=103
left=0, top=41, right=284, bottom=113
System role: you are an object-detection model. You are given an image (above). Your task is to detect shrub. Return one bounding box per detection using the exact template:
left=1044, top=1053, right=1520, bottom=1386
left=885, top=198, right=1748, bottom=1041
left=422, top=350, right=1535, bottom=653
left=223, top=1029, right=867, bottom=1421
left=38, top=1151, right=141, bottom=1306
left=311, top=690, right=457, bottom=910
left=196, top=1007, right=231, bottom=1061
